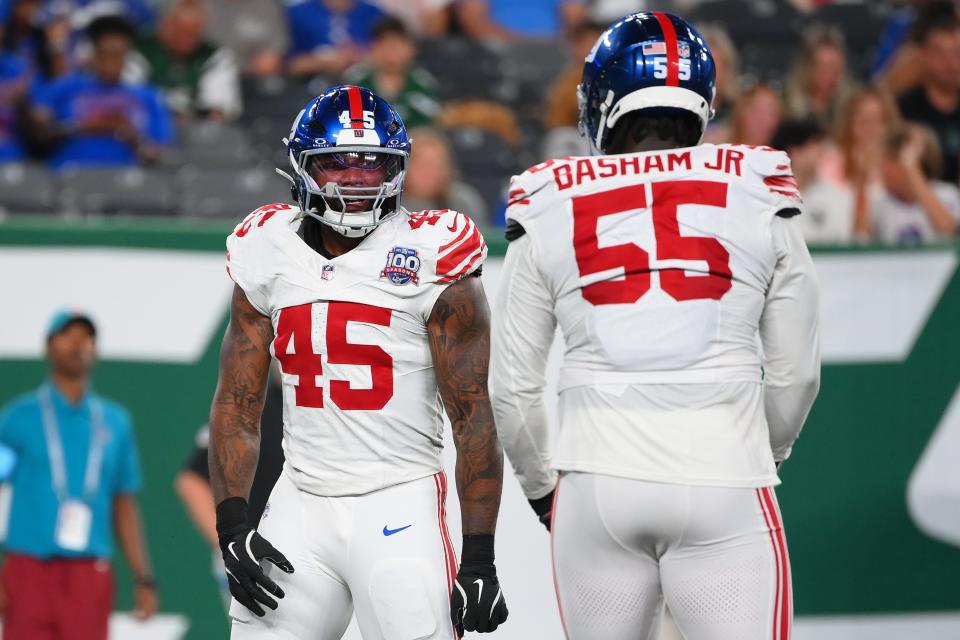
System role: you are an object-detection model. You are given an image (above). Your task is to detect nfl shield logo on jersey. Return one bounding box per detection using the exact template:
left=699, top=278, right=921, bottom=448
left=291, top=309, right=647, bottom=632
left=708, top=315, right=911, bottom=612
left=321, top=264, right=336, bottom=280
left=381, top=246, right=421, bottom=285
left=678, top=42, right=691, bottom=58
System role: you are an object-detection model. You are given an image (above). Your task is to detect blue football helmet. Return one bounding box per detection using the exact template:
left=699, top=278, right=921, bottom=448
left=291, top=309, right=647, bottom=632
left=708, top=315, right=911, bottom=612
left=283, top=85, right=411, bottom=238
left=578, top=12, right=716, bottom=154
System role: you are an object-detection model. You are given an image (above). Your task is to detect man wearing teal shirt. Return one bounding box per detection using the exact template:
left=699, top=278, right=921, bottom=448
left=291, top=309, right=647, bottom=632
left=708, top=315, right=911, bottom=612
left=0, top=310, right=158, bottom=640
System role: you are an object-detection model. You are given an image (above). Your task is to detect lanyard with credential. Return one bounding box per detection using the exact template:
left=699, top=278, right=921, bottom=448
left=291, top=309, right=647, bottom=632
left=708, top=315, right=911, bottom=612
left=38, top=385, right=106, bottom=502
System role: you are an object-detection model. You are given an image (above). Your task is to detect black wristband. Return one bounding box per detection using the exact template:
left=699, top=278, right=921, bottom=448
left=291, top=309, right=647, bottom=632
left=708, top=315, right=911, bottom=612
left=215, top=496, right=250, bottom=536
left=460, top=534, right=495, bottom=567
left=528, top=493, right=553, bottom=518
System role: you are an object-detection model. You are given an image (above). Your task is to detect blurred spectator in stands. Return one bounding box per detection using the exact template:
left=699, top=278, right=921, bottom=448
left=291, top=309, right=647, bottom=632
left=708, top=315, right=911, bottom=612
left=785, top=0, right=843, bottom=14
left=345, top=17, right=439, bottom=128
left=440, top=99, right=520, bottom=146
left=728, top=83, right=781, bottom=147
left=873, top=124, right=960, bottom=244
left=871, top=0, right=925, bottom=92
left=0, top=40, right=32, bottom=161
left=457, top=0, right=587, bottom=41
left=56, top=0, right=157, bottom=29
left=175, top=372, right=285, bottom=610
left=28, top=15, right=173, bottom=169
left=126, top=0, right=241, bottom=121
left=0, top=310, right=157, bottom=640
left=784, top=25, right=855, bottom=127
left=773, top=118, right=853, bottom=245
left=542, top=19, right=603, bottom=158
left=403, top=127, right=488, bottom=222
left=698, top=23, right=739, bottom=144
left=201, top=0, right=288, bottom=77
left=589, top=1, right=651, bottom=24
left=1, top=0, right=69, bottom=79
left=369, top=0, right=452, bottom=36
left=285, top=0, right=385, bottom=78
left=833, top=86, right=901, bottom=239
left=897, top=6, right=960, bottom=183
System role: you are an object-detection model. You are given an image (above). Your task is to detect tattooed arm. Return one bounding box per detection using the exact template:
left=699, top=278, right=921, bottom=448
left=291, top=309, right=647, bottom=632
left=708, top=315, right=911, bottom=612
left=208, top=284, right=273, bottom=504
left=430, top=275, right=510, bottom=634
left=208, top=285, right=292, bottom=617
left=427, top=275, right=503, bottom=535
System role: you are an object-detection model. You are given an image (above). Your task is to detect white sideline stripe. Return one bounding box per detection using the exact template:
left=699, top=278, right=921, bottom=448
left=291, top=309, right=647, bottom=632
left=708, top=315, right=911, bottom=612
left=793, top=612, right=960, bottom=639
left=0, top=247, right=233, bottom=362
left=814, top=251, right=956, bottom=363
left=908, top=381, right=960, bottom=547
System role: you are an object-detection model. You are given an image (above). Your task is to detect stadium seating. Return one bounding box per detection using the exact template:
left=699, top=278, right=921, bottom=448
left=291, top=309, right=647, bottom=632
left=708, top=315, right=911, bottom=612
left=0, top=5, right=901, bottom=221
left=173, top=122, right=258, bottom=169
left=177, top=166, right=292, bottom=219
left=59, top=167, right=178, bottom=217
left=448, top=128, right=518, bottom=213
left=0, top=163, right=59, bottom=215
left=416, top=39, right=504, bottom=103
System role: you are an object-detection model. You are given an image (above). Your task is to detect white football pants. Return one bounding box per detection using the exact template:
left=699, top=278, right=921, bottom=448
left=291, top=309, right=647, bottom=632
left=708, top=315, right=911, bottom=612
left=230, top=471, right=459, bottom=640
left=551, top=472, right=792, bottom=640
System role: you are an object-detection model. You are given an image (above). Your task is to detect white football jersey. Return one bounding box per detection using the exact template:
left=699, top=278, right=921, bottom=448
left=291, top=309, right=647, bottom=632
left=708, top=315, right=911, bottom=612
left=491, top=144, right=820, bottom=492
left=226, top=204, right=487, bottom=497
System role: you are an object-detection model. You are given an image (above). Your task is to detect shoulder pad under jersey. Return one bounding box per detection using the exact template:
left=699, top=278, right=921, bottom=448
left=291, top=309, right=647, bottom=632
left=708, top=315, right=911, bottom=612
left=504, top=158, right=573, bottom=234
left=225, top=202, right=300, bottom=315
left=726, top=144, right=803, bottom=216
left=404, top=208, right=487, bottom=284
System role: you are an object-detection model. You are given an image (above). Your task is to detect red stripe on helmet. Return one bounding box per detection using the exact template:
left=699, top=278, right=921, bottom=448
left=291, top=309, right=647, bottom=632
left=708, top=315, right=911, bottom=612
left=347, top=86, right=364, bottom=129
left=652, top=12, right=680, bottom=87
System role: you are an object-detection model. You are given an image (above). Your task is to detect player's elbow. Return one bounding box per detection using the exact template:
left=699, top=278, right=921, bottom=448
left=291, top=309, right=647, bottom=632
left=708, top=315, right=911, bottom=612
left=784, top=364, right=820, bottom=400
left=488, top=376, right=541, bottom=421
left=796, top=361, right=822, bottom=403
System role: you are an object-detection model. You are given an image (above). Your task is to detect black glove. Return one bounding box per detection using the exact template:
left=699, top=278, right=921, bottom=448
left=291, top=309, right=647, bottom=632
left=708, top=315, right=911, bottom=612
left=216, top=497, right=294, bottom=617
left=529, top=491, right=554, bottom=531
left=450, top=535, right=508, bottom=636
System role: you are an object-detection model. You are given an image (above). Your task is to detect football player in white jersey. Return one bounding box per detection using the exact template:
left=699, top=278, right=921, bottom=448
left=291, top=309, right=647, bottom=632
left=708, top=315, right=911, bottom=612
left=208, top=85, right=509, bottom=639
left=490, top=13, right=820, bottom=640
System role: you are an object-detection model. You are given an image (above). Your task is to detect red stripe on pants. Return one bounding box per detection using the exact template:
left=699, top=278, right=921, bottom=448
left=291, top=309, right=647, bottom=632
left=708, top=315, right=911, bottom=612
left=434, top=472, right=459, bottom=639
left=763, top=487, right=792, bottom=640
left=756, top=489, right=781, bottom=639
left=1, top=553, right=113, bottom=640
left=549, top=477, right=570, bottom=639
left=757, top=488, right=791, bottom=640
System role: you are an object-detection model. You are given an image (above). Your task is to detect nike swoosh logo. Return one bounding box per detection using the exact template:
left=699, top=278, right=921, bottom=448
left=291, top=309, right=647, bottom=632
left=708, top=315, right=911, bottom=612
left=382, top=524, right=413, bottom=536
left=447, top=219, right=458, bottom=232
left=474, top=577, right=484, bottom=601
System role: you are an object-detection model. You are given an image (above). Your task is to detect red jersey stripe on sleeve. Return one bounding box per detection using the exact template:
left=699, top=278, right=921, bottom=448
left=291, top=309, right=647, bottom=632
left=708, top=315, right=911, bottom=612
left=764, top=175, right=800, bottom=191
left=437, top=222, right=483, bottom=277
left=439, top=217, right=471, bottom=253
left=764, top=175, right=801, bottom=202
left=437, top=244, right=486, bottom=284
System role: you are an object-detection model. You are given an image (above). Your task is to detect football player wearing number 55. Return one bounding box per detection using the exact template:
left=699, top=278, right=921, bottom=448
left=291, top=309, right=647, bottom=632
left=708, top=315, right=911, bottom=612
left=209, top=85, right=508, bottom=639
left=490, top=12, right=821, bottom=640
